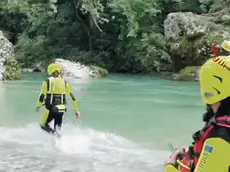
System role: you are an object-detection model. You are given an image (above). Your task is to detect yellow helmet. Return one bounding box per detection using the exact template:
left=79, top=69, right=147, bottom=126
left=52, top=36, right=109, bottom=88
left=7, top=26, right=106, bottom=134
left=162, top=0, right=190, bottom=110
left=47, top=63, right=61, bottom=75
left=199, top=56, right=230, bottom=104
left=221, top=40, right=230, bottom=52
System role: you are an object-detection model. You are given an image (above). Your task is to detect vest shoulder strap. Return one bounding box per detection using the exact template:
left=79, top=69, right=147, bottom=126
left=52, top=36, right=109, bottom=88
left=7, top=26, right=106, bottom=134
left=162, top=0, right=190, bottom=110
left=196, top=117, right=230, bottom=141
left=211, top=116, right=230, bottom=128
left=45, top=78, right=50, bottom=91
left=46, top=77, right=54, bottom=92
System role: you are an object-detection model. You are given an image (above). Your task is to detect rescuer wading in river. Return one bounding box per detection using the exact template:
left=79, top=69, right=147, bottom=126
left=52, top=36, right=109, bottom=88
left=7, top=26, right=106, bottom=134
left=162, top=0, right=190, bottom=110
left=35, top=63, right=81, bottom=137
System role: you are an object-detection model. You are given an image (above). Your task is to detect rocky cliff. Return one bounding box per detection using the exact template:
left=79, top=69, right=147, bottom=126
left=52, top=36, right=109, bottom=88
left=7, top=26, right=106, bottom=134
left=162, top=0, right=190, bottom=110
left=164, top=10, right=230, bottom=81
left=55, top=58, right=108, bottom=79
left=0, top=30, right=20, bottom=81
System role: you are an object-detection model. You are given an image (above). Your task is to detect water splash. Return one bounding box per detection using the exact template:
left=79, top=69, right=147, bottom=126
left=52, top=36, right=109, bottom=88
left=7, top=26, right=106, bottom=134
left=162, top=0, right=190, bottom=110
left=0, top=123, right=169, bottom=172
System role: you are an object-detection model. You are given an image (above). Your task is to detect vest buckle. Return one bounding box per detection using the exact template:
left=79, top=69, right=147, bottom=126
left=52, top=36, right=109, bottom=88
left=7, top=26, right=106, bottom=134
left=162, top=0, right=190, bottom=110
left=209, top=116, right=217, bottom=124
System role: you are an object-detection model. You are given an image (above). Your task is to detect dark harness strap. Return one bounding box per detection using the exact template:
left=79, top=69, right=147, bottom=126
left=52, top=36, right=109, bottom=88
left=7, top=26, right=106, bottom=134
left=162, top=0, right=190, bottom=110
left=45, top=79, right=50, bottom=91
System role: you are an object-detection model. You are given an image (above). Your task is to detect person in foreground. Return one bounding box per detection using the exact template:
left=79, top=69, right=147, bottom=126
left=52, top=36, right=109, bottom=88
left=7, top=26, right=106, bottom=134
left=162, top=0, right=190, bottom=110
left=36, top=63, right=81, bottom=137
left=164, top=56, right=230, bottom=172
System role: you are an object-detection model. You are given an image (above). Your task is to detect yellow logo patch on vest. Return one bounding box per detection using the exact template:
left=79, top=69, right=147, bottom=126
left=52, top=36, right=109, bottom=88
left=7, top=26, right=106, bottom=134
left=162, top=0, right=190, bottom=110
left=55, top=104, right=67, bottom=113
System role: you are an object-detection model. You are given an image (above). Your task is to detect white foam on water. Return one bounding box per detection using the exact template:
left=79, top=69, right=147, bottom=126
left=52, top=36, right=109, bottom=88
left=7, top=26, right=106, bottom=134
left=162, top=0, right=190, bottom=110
left=0, top=123, right=170, bottom=172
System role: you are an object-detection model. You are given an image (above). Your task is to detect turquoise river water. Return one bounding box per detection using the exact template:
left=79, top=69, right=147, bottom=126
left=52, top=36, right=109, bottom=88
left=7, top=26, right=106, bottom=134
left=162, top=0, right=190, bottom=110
left=0, top=73, right=205, bottom=172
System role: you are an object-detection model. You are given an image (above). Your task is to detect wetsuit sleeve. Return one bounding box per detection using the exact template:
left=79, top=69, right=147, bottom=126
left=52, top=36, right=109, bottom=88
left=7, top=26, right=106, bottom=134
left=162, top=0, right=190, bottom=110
left=164, top=164, right=179, bottom=172
left=65, top=82, right=79, bottom=112
left=194, top=137, right=230, bottom=172
left=36, top=81, right=47, bottom=108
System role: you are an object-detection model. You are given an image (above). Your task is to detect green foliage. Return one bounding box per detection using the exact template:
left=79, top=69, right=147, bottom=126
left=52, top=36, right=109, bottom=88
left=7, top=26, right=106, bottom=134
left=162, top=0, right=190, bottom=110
left=0, top=0, right=170, bottom=73
left=3, top=57, right=21, bottom=80
left=105, top=0, right=171, bottom=73
left=0, top=0, right=227, bottom=75
left=108, top=0, right=161, bottom=38
left=198, top=0, right=213, bottom=13
left=208, top=0, right=225, bottom=13
left=164, top=0, right=202, bottom=14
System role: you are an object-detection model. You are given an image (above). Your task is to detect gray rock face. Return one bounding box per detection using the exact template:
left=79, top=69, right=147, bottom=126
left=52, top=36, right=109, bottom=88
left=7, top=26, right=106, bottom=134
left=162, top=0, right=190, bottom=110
left=164, top=11, right=230, bottom=40
left=163, top=11, right=230, bottom=77
left=55, top=58, right=108, bottom=79
left=164, top=12, right=211, bottom=39
left=171, top=66, right=200, bottom=81
left=0, top=30, right=15, bottom=80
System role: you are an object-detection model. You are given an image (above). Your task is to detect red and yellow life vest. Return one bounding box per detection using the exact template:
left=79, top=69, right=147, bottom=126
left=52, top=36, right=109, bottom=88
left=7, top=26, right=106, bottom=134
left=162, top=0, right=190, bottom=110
left=178, top=116, right=230, bottom=172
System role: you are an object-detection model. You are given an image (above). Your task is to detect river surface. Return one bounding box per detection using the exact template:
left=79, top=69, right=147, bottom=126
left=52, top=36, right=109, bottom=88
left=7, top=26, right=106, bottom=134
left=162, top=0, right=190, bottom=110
left=0, top=73, right=205, bottom=172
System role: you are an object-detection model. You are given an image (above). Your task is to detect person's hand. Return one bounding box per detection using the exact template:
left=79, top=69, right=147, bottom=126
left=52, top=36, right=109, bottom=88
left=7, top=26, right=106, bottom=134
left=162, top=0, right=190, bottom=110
left=165, top=147, right=186, bottom=166
left=76, top=111, right=81, bottom=118
left=36, top=107, right=40, bottom=112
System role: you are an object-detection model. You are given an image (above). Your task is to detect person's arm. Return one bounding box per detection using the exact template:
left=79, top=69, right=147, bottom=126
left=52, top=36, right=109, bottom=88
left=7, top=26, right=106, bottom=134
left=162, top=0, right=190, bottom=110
left=65, top=82, right=80, bottom=113
left=194, top=137, right=230, bottom=172
left=36, top=81, right=48, bottom=110
left=164, top=164, right=180, bottom=172
left=164, top=148, right=185, bottom=172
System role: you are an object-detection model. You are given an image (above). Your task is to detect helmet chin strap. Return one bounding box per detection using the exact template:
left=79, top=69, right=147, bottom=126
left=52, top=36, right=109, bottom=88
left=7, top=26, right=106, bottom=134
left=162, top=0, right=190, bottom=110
left=203, top=98, right=230, bottom=122
left=204, top=97, right=230, bottom=120
left=216, top=97, right=230, bottom=116
left=203, top=105, right=215, bottom=122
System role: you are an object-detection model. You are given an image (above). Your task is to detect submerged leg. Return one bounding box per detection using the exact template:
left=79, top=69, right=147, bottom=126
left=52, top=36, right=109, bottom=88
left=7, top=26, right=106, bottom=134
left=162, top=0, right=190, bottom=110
left=40, top=109, right=55, bottom=134
left=54, top=112, right=64, bottom=131
left=40, top=125, right=55, bottom=134
left=53, top=112, right=64, bottom=138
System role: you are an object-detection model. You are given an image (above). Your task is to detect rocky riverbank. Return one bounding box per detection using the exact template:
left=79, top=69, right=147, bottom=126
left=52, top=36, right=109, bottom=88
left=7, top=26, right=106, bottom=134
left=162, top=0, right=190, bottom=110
left=0, top=30, right=108, bottom=81
left=21, top=58, right=108, bottom=79
left=3, top=9, right=230, bottom=81
left=0, top=30, right=20, bottom=81
left=164, top=10, right=230, bottom=81
left=55, top=58, right=108, bottom=79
